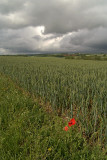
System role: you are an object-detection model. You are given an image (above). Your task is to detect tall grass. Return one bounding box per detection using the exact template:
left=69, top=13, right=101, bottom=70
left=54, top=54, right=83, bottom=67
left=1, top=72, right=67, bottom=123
left=0, top=56, right=106, bottom=147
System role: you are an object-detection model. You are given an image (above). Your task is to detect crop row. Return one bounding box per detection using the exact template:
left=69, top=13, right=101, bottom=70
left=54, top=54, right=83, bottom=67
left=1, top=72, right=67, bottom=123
left=0, top=56, right=106, bottom=147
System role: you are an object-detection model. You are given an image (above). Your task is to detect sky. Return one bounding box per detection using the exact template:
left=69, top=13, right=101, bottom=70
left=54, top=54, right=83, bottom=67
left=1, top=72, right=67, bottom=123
left=0, top=0, right=107, bottom=55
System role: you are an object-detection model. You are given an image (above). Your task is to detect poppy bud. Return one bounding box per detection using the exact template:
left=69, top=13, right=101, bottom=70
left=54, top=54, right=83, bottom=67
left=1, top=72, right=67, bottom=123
left=64, top=126, right=69, bottom=131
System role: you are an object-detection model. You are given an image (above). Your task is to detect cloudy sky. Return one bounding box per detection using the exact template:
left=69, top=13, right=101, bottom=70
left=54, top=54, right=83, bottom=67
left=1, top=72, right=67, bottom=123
left=0, top=0, right=107, bottom=55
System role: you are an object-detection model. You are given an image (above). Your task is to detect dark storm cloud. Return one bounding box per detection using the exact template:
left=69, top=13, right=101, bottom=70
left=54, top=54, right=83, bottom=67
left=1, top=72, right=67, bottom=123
left=59, top=27, right=107, bottom=53
left=0, top=0, right=107, bottom=54
left=20, top=0, right=107, bottom=33
left=0, top=0, right=107, bottom=32
left=0, top=0, right=26, bottom=14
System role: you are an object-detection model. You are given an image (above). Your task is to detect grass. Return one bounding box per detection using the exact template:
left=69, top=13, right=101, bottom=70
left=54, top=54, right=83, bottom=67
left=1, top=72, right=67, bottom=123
left=0, top=56, right=106, bottom=148
left=0, top=73, right=107, bottom=159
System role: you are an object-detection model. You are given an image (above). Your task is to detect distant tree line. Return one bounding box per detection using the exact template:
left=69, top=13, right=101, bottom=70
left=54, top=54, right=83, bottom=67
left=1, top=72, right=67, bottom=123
left=65, top=54, right=107, bottom=61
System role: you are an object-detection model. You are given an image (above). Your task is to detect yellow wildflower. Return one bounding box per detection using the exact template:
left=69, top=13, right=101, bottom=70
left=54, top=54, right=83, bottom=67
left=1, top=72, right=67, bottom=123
left=48, top=147, right=52, bottom=151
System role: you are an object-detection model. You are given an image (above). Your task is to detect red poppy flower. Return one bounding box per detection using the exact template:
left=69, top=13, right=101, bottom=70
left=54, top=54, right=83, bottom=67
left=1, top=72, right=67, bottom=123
left=68, top=118, right=76, bottom=127
left=64, top=126, right=69, bottom=131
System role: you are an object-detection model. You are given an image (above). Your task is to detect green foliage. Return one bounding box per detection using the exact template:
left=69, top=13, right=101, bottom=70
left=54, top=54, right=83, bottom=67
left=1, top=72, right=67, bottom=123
left=0, top=56, right=106, bottom=149
left=65, top=54, right=107, bottom=61
left=0, top=74, right=106, bottom=159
